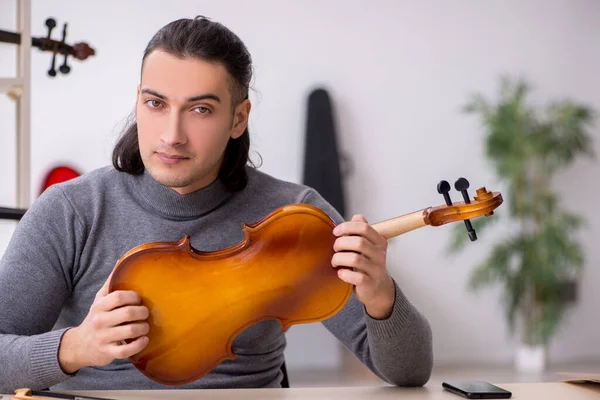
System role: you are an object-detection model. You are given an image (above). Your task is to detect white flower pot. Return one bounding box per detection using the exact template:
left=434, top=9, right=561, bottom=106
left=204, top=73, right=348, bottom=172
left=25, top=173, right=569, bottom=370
left=515, top=344, right=547, bottom=373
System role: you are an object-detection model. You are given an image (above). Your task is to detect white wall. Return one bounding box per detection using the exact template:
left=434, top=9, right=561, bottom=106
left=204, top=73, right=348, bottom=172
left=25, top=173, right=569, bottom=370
left=1, top=0, right=599, bottom=371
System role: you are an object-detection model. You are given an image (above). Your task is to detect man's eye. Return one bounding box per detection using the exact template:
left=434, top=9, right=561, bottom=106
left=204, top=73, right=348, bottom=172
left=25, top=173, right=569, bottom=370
left=194, top=107, right=210, bottom=114
left=146, top=100, right=162, bottom=108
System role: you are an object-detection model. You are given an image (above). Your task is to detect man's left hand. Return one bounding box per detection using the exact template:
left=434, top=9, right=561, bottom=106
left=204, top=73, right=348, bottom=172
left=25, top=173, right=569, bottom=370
left=332, top=214, right=396, bottom=319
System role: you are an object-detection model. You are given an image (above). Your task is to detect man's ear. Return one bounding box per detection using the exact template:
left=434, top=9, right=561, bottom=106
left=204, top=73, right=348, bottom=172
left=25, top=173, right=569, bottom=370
left=231, top=99, right=251, bottom=139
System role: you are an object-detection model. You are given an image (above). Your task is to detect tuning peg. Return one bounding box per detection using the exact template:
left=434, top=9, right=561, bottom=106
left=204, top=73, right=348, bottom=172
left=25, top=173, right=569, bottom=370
left=61, top=22, right=68, bottom=42
left=44, top=18, right=59, bottom=76
left=455, top=177, right=472, bottom=203
left=59, top=55, right=71, bottom=74
left=45, top=18, right=56, bottom=38
left=48, top=53, right=57, bottom=77
left=57, top=23, right=72, bottom=74
left=437, top=180, right=452, bottom=206
left=454, top=177, right=477, bottom=241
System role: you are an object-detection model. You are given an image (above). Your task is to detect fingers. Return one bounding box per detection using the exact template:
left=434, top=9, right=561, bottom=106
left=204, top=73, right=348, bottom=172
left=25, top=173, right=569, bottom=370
left=333, top=235, right=386, bottom=265
left=351, top=214, right=368, bottom=223
left=109, top=335, right=149, bottom=360
left=103, top=321, right=150, bottom=344
left=333, top=214, right=387, bottom=248
left=336, top=268, right=370, bottom=286
left=102, top=304, right=149, bottom=328
left=96, top=290, right=143, bottom=313
left=332, top=250, right=381, bottom=276
left=76, top=270, right=151, bottom=368
left=331, top=214, right=388, bottom=280
left=89, top=304, right=148, bottom=337
left=333, top=214, right=387, bottom=266
left=89, top=304, right=150, bottom=358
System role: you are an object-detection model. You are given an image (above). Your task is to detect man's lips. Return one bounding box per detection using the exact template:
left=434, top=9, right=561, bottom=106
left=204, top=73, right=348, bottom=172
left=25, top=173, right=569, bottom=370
left=156, top=152, right=189, bottom=164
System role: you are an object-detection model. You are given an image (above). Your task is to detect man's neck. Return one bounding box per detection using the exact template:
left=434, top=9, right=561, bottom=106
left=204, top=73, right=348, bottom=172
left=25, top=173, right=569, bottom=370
left=126, top=169, right=232, bottom=220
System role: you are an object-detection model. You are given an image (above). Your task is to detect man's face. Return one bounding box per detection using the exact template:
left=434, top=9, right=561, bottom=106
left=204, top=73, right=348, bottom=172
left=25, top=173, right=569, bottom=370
left=135, top=49, right=250, bottom=195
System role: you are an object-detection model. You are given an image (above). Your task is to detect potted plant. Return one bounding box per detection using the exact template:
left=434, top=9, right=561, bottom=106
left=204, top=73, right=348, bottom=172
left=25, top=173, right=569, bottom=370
left=448, top=76, right=596, bottom=372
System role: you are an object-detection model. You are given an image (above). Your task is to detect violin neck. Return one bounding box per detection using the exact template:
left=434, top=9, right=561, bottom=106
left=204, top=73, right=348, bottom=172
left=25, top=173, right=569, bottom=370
left=0, top=29, right=21, bottom=45
left=0, top=29, right=44, bottom=48
left=372, top=209, right=428, bottom=240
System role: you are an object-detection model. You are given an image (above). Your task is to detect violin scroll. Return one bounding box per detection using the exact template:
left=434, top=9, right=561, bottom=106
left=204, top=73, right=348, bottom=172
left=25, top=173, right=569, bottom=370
left=41, top=18, right=96, bottom=77
left=0, top=17, right=95, bottom=77
left=372, top=178, right=502, bottom=240
left=426, top=178, right=502, bottom=231
left=27, top=17, right=95, bottom=77
left=71, top=42, right=96, bottom=60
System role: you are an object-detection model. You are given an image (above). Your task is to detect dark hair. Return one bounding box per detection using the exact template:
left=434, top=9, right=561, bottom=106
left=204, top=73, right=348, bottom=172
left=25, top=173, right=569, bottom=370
left=112, top=16, right=259, bottom=192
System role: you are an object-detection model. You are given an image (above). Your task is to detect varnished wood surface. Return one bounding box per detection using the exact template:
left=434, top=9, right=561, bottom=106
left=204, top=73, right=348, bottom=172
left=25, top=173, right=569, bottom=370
left=108, top=204, right=353, bottom=385
left=4, top=382, right=600, bottom=400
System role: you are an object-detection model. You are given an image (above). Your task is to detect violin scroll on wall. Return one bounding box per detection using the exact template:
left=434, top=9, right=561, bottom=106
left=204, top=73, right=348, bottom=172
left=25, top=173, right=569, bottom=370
left=0, top=17, right=95, bottom=77
left=107, top=177, right=503, bottom=385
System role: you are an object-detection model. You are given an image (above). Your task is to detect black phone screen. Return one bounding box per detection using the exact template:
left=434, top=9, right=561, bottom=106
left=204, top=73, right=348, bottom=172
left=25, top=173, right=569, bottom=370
left=442, top=381, right=512, bottom=399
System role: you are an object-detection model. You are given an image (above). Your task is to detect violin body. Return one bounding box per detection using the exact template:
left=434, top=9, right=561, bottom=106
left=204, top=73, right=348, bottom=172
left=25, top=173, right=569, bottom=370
left=108, top=182, right=503, bottom=385
left=108, top=204, right=352, bottom=385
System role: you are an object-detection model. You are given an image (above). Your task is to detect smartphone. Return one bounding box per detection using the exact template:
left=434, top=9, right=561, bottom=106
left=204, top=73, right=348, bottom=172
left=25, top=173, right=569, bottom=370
left=442, top=381, right=512, bottom=399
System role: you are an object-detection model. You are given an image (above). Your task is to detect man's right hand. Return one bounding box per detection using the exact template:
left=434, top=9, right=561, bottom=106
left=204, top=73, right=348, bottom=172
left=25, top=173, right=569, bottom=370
left=58, top=272, right=150, bottom=374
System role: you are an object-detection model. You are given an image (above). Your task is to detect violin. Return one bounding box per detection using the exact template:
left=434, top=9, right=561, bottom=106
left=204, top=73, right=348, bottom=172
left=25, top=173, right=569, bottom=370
left=107, top=178, right=503, bottom=385
left=0, top=17, right=95, bottom=77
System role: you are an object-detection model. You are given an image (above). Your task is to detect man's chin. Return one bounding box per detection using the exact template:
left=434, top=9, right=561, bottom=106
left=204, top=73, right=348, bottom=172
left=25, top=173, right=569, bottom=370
left=147, top=168, right=192, bottom=189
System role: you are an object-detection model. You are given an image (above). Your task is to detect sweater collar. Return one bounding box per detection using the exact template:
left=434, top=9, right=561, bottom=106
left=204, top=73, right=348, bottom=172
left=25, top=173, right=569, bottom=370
left=126, top=169, right=232, bottom=220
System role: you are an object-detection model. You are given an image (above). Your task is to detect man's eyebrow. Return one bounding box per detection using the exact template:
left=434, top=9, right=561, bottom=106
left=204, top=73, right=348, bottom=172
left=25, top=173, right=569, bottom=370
left=141, top=88, right=221, bottom=103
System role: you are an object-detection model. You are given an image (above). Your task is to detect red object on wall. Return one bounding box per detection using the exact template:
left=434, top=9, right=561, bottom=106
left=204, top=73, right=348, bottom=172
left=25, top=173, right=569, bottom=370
left=40, top=165, right=81, bottom=194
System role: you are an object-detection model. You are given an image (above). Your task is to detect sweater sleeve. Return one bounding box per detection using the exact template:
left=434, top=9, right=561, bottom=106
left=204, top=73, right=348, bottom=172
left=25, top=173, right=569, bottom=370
left=0, top=185, right=82, bottom=392
left=298, top=187, right=433, bottom=386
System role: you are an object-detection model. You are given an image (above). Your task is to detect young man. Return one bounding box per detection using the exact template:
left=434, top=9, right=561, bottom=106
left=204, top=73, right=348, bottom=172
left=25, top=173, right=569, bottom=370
left=0, top=16, right=433, bottom=391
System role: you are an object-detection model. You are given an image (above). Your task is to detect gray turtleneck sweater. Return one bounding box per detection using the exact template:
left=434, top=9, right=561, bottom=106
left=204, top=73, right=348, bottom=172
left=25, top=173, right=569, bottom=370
left=0, top=166, right=432, bottom=392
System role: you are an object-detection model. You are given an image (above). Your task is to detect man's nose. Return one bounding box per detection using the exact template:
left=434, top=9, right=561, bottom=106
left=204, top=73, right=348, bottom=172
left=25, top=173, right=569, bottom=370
left=160, top=112, right=187, bottom=146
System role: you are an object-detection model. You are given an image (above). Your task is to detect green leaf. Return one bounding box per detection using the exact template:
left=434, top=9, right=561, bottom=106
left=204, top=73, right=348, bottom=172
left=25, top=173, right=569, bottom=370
left=451, top=75, right=595, bottom=346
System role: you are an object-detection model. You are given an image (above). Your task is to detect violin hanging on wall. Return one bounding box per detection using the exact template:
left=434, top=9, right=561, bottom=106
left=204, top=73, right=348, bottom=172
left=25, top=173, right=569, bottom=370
left=0, top=17, right=95, bottom=77
left=108, top=177, right=503, bottom=385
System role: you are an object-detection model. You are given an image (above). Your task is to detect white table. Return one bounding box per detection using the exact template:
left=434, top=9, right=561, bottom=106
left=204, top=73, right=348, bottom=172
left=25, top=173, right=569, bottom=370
left=3, top=382, right=600, bottom=399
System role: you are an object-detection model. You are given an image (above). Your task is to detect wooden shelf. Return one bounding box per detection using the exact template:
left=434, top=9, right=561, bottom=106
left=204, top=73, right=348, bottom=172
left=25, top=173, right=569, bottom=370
left=1, top=0, right=32, bottom=208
